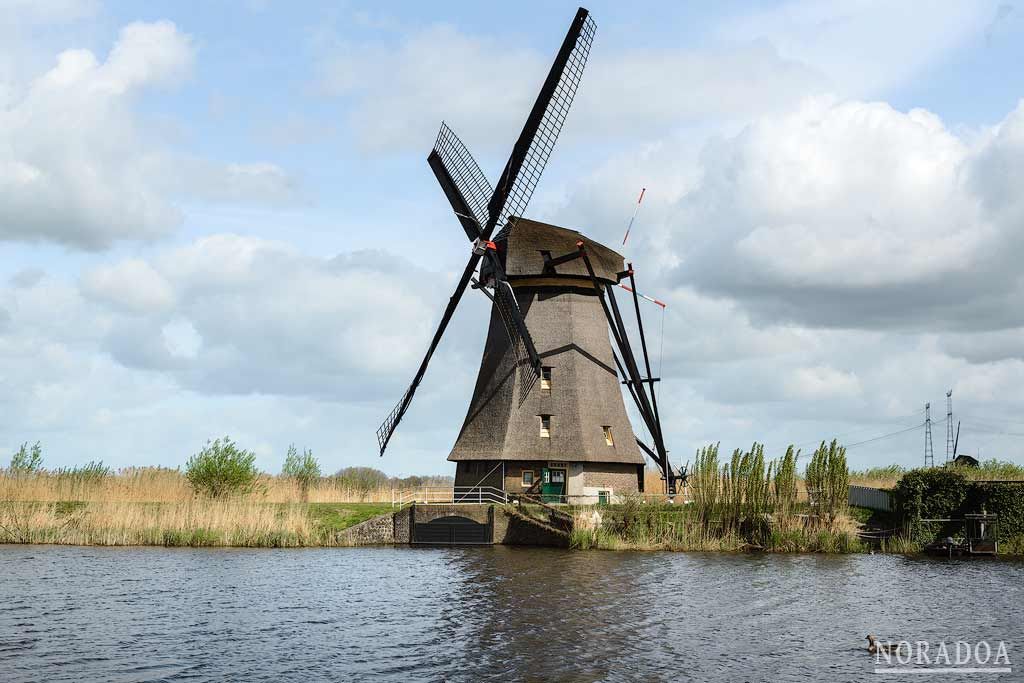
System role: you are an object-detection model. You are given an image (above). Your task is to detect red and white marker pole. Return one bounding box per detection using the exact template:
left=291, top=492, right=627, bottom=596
left=618, top=283, right=666, bottom=308
left=621, top=187, right=646, bottom=246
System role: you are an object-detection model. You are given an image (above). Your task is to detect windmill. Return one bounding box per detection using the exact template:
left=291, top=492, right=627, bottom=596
left=376, top=7, right=682, bottom=495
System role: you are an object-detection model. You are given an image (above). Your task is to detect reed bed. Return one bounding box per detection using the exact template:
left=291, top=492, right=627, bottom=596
left=569, top=502, right=865, bottom=553
left=0, top=500, right=323, bottom=547
left=573, top=442, right=864, bottom=553
left=0, top=469, right=396, bottom=504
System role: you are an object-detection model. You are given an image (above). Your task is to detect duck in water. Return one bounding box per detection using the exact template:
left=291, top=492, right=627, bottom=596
left=867, top=635, right=903, bottom=654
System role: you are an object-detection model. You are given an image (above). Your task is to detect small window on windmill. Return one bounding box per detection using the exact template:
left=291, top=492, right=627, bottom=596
left=522, top=470, right=534, bottom=487
left=539, top=415, right=551, bottom=438
left=541, top=367, right=552, bottom=391
left=603, top=426, right=614, bottom=446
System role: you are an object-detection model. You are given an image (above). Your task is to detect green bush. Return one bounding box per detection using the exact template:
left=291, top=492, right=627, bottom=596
left=893, top=468, right=1024, bottom=552
left=185, top=437, right=260, bottom=498
left=894, top=468, right=968, bottom=520
left=282, top=444, right=321, bottom=498
left=10, top=442, right=43, bottom=473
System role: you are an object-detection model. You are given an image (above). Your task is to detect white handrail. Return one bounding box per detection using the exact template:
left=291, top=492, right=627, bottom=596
left=392, top=486, right=508, bottom=507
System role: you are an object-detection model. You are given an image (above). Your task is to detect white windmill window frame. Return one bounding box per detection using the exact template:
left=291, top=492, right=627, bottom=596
left=539, top=415, right=551, bottom=438
left=603, top=425, right=614, bottom=446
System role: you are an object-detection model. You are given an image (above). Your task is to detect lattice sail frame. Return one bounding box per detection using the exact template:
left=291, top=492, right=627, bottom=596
left=377, top=385, right=413, bottom=454
left=493, top=281, right=539, bottom=400
left=493, top=13, right=596, bottom=243
left=432, top=123, right=494, bottom=232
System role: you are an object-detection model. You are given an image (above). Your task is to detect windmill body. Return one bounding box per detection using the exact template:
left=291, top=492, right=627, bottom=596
left=451, top=219, right=645, bottom=500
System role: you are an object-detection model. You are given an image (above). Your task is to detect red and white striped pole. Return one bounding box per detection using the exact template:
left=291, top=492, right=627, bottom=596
left=618, top=283, right=666, bottom=308
left=621, top=187, right=646, bottom=246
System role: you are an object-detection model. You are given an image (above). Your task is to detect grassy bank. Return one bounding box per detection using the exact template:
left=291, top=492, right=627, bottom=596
left=567, top=501, right=869, bottom=553
left=0, top=500, right=392, bottom=547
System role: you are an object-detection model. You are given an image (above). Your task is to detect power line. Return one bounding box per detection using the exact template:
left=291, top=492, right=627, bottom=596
left=846, top=423, right=925, bottom=450
left=789, top=411, right=926, bottom=450
left=957, top=414, right=1024, bottom=430
left=961, top=424, right=1024, bottom=439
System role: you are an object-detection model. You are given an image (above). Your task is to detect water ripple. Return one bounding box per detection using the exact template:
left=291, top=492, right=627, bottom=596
left=0, top=546, right=1021, bottom=682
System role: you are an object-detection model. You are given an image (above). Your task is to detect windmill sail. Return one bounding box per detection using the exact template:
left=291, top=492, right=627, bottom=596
left=492, top=8, right=596, bottom=242
left=428, top=123, right=493, bottom=239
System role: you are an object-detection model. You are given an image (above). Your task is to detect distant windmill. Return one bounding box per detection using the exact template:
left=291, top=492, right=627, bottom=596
left=376, top=7, right=681, bottom=495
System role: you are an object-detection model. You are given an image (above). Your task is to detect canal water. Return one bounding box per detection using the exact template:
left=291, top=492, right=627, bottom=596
left=1, top=546, right=1021, bottom=682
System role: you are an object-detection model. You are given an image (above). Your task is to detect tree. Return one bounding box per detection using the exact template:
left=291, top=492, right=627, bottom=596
left=282, top=444, right=321, bottom=500
left=333, top=467, right=389, bottom=492
left=10, top=442, right=43, bottom=474
left=185, top=437, right=260, bottom=498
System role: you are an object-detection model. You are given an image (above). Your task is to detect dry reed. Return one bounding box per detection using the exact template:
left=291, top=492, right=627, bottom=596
left=0, top=469, right=396, bottom=504
left=0, top=500, right=320, bottom=547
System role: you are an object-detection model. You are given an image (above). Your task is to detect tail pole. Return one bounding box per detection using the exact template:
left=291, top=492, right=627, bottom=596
left=618, top=283, right=665, bottom=308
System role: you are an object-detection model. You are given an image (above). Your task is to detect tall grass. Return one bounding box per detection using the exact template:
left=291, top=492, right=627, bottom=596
left=806, top=440, right=849, bottom=523
left=575, top=441, right=865, bottom=552
left=570, top=499, right=864, bottom=553
left=0, top=468, right=400, bottom=503
left=0, top=500, right=319, bottom=547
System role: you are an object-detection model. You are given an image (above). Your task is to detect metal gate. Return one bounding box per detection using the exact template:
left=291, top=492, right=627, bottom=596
left=412, top=515, right=492, bottom=545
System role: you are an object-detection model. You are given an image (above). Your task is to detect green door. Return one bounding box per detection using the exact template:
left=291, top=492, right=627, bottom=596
left=541, top=468, right=566, bottom=503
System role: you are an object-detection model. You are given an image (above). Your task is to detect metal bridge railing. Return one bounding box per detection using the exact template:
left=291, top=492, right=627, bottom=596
left=392, top=486, right=508, bottom=508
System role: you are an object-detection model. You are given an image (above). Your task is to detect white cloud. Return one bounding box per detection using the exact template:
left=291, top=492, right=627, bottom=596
left=314, top=22, right=826, bottom=153
left=82, top=259, right=176, bottom=314
left=784, top=365, right=862, bottom=400
left=0, top=22, right=194, bottom=248
left=0, top=0, right=97, bottom=24
left=716, top=0, right=994, bottom=97
left=0, top=20, right=299, bottom=250
left=313, top=1, right=996, bottom=154
left=0, top=237, right=478, bottom=471
left=83, top=234, right=450, bottom=398
left=660, top=97, right=1024, bottom=331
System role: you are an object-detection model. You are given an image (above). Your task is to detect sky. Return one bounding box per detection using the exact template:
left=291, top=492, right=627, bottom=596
left=2, top=0, right=1023, bottom=476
